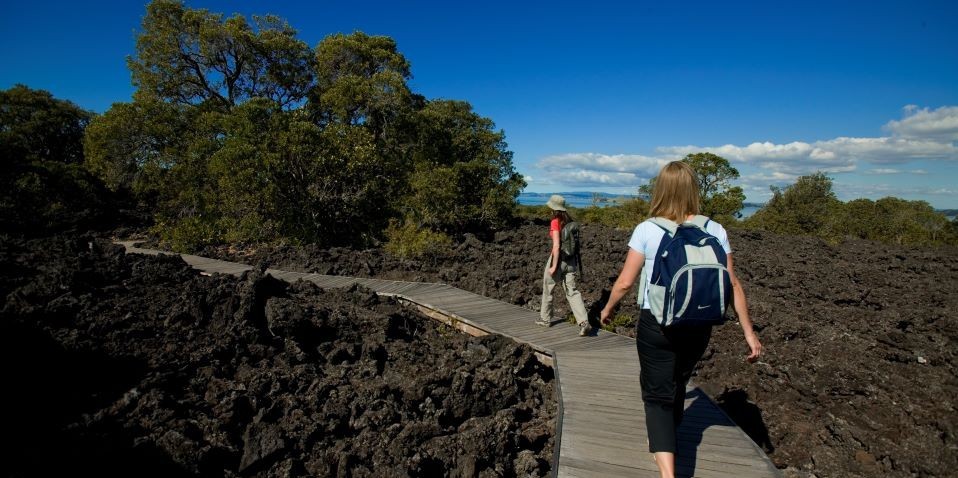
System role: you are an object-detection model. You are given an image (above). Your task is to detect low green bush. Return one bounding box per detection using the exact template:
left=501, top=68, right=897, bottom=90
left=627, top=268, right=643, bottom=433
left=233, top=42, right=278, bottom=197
left=518, top=198, right=649, bottom=229
left=744, top=172, right=958, bottom=246
left=384, top=219, right=452, bottom=259
left=575, top=198, right=649, bottom=229
left=601, top=313, right=634, bottom=332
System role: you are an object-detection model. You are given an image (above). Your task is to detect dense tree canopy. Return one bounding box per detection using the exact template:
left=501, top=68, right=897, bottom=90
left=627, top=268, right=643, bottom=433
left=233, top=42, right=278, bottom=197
left=746, top=172, right=840, bottom=236
left=84, top=92, right=189, bottom=194
left=1, top=85, right=113, bottom=234
left=310, top=32, right=414, bottom=136
left=744, top=172, right=957, bottom=246
left=130, top=0, right=314, bottom=110
left=405, top=100, right=525, bottom=233
left=1, top=84, right=91, bottom=166
left=84, top=0, right=524, bottom=251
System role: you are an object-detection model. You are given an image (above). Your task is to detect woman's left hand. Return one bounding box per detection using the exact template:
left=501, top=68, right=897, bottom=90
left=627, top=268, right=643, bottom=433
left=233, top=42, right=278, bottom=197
left=600, top=309, right=611, bottom=325
left=745, top=332, right=763, bottom=363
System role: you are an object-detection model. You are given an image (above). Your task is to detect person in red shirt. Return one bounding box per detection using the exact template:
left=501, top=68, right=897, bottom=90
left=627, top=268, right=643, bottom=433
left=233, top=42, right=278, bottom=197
left=538, top=195, right=591, bottom=336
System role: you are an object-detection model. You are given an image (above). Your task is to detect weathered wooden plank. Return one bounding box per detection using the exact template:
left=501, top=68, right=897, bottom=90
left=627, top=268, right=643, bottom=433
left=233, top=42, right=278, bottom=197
left=561, top=438, right=774, bottom=478
left=430, top=298, right=503, bottom=312
left=205, top=265, right=252, bottom=276
left=364, top=282, right=408, bottom=294
left=383, top=282, right=430, bottom=295
left=552, top=336, right=635, bottom=352
left=557, top=358, right=639, bottom=371
left=405, top=287, right=471, bottom=300
left=454, top=310, right=530, bottom=327
left=508, top=327, right=580, bottom=344
left=561, top=423, right=769, bottom=460
left=558, top=455, right=659, bottom=477
left=562, top=421, right=754, bottom=450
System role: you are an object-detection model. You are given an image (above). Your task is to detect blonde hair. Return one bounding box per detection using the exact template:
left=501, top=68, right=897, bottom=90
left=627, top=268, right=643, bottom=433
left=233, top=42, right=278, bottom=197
left=649, top=161, right=700, bottom=222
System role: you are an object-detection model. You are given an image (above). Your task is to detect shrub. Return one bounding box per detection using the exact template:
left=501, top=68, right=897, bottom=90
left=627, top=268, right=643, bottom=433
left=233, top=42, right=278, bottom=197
left=515, top=204, right=552, bottom=221
left=155, top=216, right=221, bottom=253
left=576, top=198, right=649, bottom=229
left=601, top=314, right=634, bottom=332
left=744, top=172, right=842, bottom=238
left=744, top=172, right=958, bottom=247
left=384, top=219, right=452, bottom=259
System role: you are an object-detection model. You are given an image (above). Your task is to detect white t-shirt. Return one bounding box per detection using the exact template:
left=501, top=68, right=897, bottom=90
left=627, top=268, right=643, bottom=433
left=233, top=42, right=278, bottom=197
left=628, top=219, right=732, bottom=309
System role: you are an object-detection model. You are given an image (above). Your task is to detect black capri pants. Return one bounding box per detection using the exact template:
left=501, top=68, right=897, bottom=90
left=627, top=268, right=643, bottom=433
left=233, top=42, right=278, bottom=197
left=636, top=309, right=713, bottom=453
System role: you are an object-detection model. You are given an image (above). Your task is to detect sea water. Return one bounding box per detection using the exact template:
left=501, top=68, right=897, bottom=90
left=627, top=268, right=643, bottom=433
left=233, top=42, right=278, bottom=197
left=519, top=192, right=763, bottom=218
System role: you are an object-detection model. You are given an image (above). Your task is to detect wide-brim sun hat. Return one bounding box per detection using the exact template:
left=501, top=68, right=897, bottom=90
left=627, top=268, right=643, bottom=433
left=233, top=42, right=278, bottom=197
left=546, top=194, right=567, bottom=211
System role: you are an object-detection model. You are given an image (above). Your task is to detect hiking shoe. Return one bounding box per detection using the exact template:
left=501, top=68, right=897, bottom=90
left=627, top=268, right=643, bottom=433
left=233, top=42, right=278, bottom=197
left=535, top=318, right=551, bottom=327
left=578, top=322, right=592, bottom=336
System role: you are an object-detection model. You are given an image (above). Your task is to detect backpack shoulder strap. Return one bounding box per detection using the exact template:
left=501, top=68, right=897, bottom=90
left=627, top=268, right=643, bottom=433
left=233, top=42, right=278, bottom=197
left=637, top=217, right=673, bottom=307
left=648, top=217, right=678, bottom=237
left=686, top=215, right=711, bottom=230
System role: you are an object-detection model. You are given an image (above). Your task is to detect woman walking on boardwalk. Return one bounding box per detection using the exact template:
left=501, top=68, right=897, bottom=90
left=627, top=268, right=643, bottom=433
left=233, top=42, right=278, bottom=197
left=538, top=194, right=592, bottom=336
left=599, top=162, right=762, bottom=478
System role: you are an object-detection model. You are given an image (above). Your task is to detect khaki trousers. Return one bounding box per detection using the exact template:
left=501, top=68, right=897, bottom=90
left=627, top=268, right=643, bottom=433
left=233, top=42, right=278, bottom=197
left=540, top=256, right=589, bottom=325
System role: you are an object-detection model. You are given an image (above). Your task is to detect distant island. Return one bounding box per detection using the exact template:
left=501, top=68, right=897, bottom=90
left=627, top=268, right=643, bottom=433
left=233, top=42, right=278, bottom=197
left=517, top=192, right=637, bottom=208
left=519, top=192, right=764, bottom=214
left=519, top=193, right=956, bottom=219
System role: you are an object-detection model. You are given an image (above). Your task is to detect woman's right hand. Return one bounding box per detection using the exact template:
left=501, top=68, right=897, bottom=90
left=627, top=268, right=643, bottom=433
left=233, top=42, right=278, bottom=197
left=600, top=308, right=611, bottom=325
left=745, top=332, right=762, bottom=363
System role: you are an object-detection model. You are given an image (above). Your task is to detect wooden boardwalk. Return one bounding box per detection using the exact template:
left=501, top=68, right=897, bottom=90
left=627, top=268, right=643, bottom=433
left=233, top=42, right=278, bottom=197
left=118, top=241, right=780, bottom=478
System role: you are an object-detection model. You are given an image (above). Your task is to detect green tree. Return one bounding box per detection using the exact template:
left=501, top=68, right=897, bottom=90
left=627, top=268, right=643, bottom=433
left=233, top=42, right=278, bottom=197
left=83, top=92, right=189, bottom=194
left=873, top=197, right=953, bottom=246
left=129, top=0, right=314, bottom=110
left=309, top=31, right=414, bottom=137
left=0, top=85, right=112, bottom=234
left=837, top=198, right=879, bottom=241
left=85, top=2, right=524, bottom=249
left=403, top=100, right=525, bottom=233
left=746, top=172, right=840, bottom=236
left=640, top=152, right=744, bottom=223
left=275, top=121, right=397, bottom=246
left=746, top=178, right=957, bottom=246
left=307, top=31, right=415, bottom=230
left=1, top=84, right=91, bottom=166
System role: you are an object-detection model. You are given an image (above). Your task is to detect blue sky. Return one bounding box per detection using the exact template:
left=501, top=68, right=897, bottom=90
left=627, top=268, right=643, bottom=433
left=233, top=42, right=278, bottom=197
left=3, top=1, right=957, bottom=207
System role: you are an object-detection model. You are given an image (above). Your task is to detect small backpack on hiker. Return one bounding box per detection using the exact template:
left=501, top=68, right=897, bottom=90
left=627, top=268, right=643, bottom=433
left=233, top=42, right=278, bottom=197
left=559, top=220, right=583, bottom=274
left=637, top=215, right=731, bottom=327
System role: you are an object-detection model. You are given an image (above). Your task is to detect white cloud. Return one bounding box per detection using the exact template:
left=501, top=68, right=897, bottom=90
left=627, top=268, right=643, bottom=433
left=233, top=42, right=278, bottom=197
left=530, top=105, right=958, bottom=205
left=884, top=105, right=958, bottom=141
left=558, top=170, right=641, bottom=187
left=865, top=168, right=931, bottom=175
left=658, top=136, right=956, bottom=174
left=537, top=152, right=668, bottom=175
left=834, top=183, right=958, bottom=200
left=820, top=136, right=957, bottom=164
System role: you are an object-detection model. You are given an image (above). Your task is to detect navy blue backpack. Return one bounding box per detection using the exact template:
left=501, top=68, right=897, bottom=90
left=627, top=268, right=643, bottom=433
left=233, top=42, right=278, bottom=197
left=637, top=215, right=732, bottom=327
